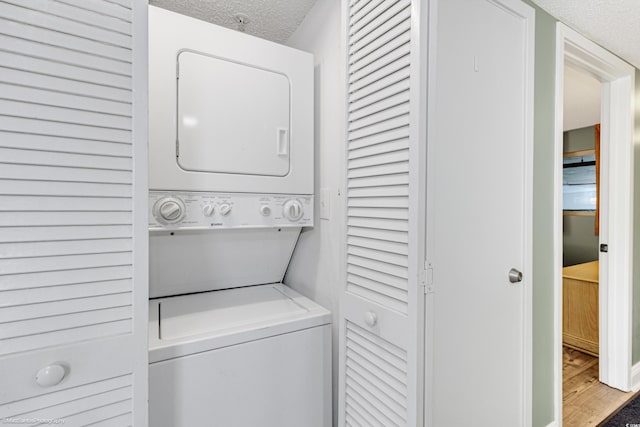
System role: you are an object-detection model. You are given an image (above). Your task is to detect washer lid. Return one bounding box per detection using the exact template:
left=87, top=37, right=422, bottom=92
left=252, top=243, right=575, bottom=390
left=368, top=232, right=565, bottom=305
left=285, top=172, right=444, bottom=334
left=159, top=284, right=308, bottom=341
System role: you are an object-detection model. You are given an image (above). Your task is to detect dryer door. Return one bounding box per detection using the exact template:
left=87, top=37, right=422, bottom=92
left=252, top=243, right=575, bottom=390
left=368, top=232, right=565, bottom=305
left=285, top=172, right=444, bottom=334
left=177, top=51, right=290, bottom=177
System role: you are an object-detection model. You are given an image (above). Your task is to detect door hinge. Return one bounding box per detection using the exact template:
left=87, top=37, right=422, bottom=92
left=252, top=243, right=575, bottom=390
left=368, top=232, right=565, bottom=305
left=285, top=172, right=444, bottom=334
left=420, top=260, right=434, bottom=294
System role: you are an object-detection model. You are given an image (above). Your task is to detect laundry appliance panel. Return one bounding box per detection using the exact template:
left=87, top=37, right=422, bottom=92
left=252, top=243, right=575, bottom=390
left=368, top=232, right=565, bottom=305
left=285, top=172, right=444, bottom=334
left=149, top=6, right=313, bottom=195
left=148, top=284, right=332, bottom=427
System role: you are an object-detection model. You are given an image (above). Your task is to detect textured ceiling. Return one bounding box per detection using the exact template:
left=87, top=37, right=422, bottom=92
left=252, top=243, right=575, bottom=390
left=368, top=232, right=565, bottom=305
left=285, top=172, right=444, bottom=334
left=531, top=0, right=640, bottom=69
left=149, top=0, right=319, bottom=43
left=564, top=65, right=601, bottom=131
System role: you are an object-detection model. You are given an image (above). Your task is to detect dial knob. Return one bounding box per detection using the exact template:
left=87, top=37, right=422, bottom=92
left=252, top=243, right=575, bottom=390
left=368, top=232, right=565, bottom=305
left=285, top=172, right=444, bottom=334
left=283, top=199, right=304, bottom=221
left=260, top=205, right=272, bottom=216
left=219, top=203, right=232, bottom=216
left=155, top=197, right=185, bottom=224
left=202, top=204, right=215, bottom=217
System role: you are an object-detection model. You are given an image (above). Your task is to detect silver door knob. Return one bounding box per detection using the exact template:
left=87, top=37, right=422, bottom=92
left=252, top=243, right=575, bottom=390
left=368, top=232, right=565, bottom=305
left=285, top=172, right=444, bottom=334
left=509, top=268, right=523, bottom=283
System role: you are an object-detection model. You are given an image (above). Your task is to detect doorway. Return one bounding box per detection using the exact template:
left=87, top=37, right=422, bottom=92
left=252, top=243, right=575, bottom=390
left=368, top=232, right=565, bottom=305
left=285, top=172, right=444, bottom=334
left=554, top=22, right=636, bottom=426
left=560, top=66, right=634, bottom=425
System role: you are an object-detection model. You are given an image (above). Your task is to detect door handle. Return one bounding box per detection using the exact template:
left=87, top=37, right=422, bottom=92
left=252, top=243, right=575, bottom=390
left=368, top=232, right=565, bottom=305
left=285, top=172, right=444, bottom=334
left=277, top=128, right=289, bottom=156
left=509, top=268, right=523, bottom=283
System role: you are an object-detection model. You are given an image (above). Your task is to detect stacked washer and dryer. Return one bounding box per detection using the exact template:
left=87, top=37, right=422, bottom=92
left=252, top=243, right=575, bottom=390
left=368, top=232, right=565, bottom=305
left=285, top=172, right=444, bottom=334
left=147, top=7, right=331, bottom=427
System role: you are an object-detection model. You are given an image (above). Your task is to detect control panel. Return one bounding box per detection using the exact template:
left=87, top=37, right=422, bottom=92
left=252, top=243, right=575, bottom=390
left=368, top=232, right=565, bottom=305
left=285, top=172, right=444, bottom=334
left=149, top=192, right=314, bottom=230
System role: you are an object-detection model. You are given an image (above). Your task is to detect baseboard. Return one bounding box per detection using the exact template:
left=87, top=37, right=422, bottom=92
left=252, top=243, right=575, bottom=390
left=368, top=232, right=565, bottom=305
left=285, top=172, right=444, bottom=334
left=631, top=361, right=640, bottom=391
left=544, top=421, right=559, bottom=427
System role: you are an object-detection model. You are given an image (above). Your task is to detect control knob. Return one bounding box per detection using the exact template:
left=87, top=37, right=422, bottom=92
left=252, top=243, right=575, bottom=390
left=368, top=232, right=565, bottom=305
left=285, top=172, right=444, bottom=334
left=155, top=197, right=185, bottom=224
left=202, top=204, right=215, bottom=217
left=260, top=205, right=272, bottom=216
left=283, top=199, right=304, bottom=221
left=219, top=203, right=232, bottom=216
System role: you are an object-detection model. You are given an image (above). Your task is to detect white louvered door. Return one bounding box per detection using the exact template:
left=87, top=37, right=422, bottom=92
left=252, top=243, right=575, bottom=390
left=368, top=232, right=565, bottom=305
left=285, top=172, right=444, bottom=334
left=0, top=0, right=148, bottom=425
left=339, top=0, right=426, bottom=425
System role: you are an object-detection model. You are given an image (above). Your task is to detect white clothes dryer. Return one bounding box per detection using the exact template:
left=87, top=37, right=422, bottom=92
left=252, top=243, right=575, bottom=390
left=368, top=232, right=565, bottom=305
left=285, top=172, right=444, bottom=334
left=149, top=6, right=313, bottom=195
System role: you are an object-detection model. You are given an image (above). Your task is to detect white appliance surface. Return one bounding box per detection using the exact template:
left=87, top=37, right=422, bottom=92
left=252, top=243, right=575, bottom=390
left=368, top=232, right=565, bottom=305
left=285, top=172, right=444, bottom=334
left=160, top=284, right=306, bottom=340
left=149, top=324, right=331, bottom=427
left=148, top=191, right=313, bottom=231
left=149, top=284, right=331, bottom=426
left=149, top=5, right=313, bottom=194
left=178, top=51, right=291, bottom=176
left=149, top=283, right=331, bottom=362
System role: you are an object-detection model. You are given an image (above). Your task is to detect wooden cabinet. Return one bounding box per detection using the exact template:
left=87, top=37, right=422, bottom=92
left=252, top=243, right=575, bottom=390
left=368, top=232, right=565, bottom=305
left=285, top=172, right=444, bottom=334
left=563, top=261, right=599, bottom=356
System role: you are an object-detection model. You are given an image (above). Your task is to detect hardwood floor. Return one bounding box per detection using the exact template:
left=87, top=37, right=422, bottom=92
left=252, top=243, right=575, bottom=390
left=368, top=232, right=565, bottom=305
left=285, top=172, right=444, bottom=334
left=563, top=346, right=634, bottom=426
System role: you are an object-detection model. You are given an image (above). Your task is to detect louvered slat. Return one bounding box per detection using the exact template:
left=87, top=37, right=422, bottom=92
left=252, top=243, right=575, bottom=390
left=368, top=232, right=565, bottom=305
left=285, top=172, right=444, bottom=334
left=1, top=279, right=132, bottom=305
left=349, top=126, right=409, bottom=150
left=0, top=2, right=131, bottom=49
left=0, top=0, right=136, bottom=361
left=0, top=265, right=131, bottom=291
left=57, top=0, right=132, bottom=22
left=349, top=0, right=407, bottom=41
left=348, top=264, right=408, bottom=291
left=0, top=16, right=131, bottom=62
left=0, top=33, right=131, bottom=76
left=2, top=0, right=131, bottom=35
left=6, top=379, right=133, bottom=424
left=349, top=0, right=385, bottom=27
left=2, top=375, right=131, bottom=416
left=345, top=322, right=408, bottom=426
left=0, top=196, right=131, bottom=212
left=348, top=254, right=408, bottom=278
left=349, top=139, right=409, bottom=160
left=0, top=239, right=132, bottom=259
left=347, top=278, right=408, bottom=312
left=0, top=132, right=132, bottom=157
left=347, top=161, right=409, bottom=179
left=0, top=293, right=131, bottom=323
left=0, top=225, right=133, bottom=244
left=348, top=226, right=409, bottom=243
left=348, top=184, right=409, bottom=198
left=349, top=103, right=410, bottom=132
left=348, top=235, right=408, bottom=255
left=349, top=90, right=410, bottom=123
left=0, top=50, right=131, bottom=89
left=0, top=67, right=131, bottom=103
left=0, top=306, right=132, bottom=340
left=0, top=83, right=132, bottom=117
left=349, top=5, right=410, bottom=56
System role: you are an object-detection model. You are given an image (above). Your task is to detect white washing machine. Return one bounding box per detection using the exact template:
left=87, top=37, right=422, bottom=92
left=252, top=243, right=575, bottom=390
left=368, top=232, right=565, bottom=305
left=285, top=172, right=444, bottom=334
left=147, top=6, right=330, bottom=427
left=149, top=284, right=331, bottom=427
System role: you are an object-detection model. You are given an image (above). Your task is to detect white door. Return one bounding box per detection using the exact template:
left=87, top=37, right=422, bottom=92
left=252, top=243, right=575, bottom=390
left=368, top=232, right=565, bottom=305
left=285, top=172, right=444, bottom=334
left=177, top=51, right=291, bottom=177
left=427, top=0, right=534, bottom=425
left=0, top=0, right=148, bottom=424
left=339, top=0, right=427, bottom=425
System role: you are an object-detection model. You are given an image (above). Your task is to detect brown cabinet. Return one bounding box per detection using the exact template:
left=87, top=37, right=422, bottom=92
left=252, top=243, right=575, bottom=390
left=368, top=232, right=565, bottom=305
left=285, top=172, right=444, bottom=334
left=563, top=261, right=599, bottom=356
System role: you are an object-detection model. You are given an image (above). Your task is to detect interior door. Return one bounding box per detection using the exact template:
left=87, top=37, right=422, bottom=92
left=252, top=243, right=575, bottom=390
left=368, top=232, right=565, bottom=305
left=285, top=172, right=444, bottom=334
left=339, top=0, right=427, bottom=425
left=427, top=0, right=534, bottom=425
left=0, top=0, right=148, bottom=424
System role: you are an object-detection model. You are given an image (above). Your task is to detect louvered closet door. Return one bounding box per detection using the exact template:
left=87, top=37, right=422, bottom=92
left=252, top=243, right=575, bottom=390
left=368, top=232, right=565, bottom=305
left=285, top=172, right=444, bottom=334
left=0, top=1, right=148, bottom=425
left=339, top=0, right=426, bottom=426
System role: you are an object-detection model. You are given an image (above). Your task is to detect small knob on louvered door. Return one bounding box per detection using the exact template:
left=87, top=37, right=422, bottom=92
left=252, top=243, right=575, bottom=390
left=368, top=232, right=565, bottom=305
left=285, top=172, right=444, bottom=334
left=364, top=311, right=378, bottom=328
left=35, top=363, right=67, bottom=388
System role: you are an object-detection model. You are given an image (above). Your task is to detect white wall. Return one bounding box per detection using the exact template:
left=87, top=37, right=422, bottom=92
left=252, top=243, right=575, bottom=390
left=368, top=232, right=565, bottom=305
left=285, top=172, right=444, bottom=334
left=283, top=0, right=344, bottom=423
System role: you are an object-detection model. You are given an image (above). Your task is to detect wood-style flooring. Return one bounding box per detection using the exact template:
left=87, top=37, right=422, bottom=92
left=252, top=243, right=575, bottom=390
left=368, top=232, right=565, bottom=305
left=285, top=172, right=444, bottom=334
left=563, top=346, right=634, bottom=426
